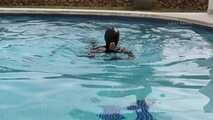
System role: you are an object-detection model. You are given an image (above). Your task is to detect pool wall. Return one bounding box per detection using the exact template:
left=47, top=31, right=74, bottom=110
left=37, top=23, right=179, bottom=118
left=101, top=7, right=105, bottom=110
left=208, top=0, right=213, bottom=14
left=0, top=8, right=213, bottom=28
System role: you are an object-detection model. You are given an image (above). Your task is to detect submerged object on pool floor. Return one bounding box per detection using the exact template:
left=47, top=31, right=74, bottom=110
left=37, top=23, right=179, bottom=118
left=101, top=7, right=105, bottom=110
left=98, top=105, right=125, bottom=120
left=127, top=100, right=154, bottom=120
left=98, top=113, right=125, bottom=120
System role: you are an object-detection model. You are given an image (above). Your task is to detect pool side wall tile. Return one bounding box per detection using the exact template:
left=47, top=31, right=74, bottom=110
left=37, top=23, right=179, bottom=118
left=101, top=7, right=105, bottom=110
left=0, top=8, right=213, bottom=28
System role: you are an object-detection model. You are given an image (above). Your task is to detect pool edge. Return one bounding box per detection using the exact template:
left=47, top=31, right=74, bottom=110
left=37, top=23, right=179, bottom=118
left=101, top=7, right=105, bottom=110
left=0, top=8, right=213, bottom=28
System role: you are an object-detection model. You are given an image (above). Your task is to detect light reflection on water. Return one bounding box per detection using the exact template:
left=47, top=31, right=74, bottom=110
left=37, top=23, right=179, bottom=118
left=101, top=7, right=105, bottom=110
left=0, top=15, right=213, bottom=120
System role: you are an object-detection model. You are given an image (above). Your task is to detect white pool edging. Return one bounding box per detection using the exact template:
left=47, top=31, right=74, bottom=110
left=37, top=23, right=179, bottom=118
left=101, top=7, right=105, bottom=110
left=0, top=8, right=213, bottom=28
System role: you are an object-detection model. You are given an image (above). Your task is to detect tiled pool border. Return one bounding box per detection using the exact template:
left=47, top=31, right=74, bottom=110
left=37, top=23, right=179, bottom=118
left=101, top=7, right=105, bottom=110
left=0, top=8, right=213, bottom=28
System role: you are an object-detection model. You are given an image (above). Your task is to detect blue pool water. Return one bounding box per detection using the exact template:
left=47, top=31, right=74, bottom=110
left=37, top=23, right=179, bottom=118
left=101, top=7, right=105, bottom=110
left=0, top=15, right=213, bottom=120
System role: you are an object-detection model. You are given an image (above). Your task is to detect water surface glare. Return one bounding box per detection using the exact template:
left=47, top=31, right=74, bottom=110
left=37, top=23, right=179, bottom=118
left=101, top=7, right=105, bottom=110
left=0, top=15, right=213, bottom=120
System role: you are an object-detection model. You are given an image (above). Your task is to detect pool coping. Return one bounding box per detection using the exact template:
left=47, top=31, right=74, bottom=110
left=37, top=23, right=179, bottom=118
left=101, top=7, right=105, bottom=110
left=0, top=8, right=213, bottom=28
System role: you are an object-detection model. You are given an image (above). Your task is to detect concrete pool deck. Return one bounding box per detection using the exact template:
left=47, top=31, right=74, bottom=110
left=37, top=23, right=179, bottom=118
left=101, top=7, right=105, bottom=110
left=0, top=8, right=213, bottom=28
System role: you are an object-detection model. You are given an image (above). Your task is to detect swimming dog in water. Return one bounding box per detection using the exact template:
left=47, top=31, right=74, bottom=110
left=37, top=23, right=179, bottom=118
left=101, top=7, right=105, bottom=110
left=88, top=27, right=134, bottom=59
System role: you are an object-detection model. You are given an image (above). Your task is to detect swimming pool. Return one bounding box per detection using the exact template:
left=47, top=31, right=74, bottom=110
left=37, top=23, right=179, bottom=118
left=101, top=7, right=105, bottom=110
left=0, top=14, right=213, bottom=120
